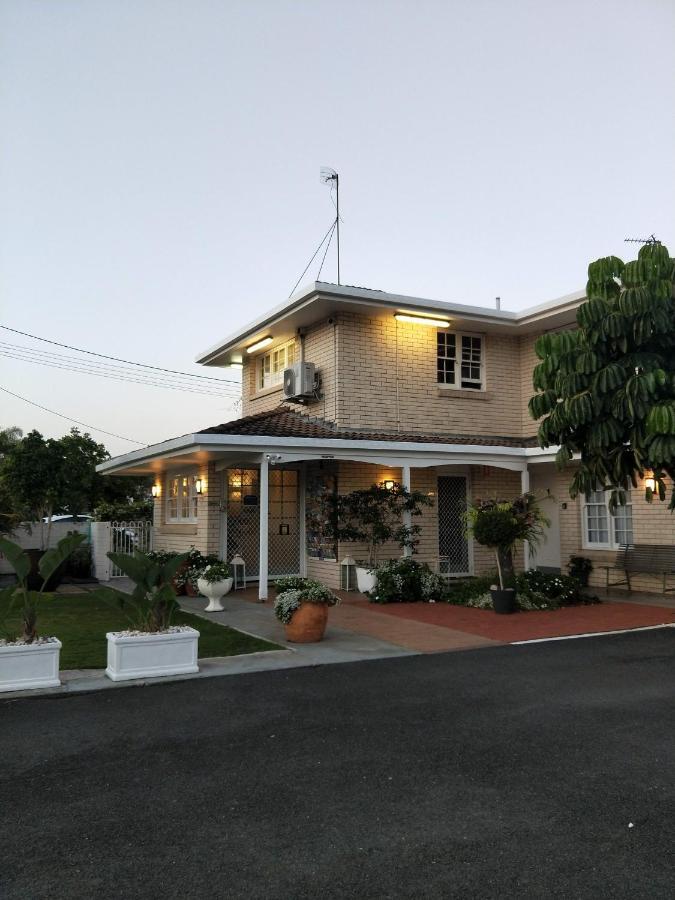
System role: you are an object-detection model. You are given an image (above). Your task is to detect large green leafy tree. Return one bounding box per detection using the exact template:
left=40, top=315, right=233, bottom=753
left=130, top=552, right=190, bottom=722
left=529, top=241, right=675, bottom=509
left=0, top=426, right=23, bottom=534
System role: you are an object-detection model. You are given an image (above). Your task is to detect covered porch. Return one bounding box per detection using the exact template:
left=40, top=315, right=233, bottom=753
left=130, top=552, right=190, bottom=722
left=98, top=409, right=544, bottom=600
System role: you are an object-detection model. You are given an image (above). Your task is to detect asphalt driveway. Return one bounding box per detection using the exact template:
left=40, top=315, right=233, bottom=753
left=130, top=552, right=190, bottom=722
left=2, top=629, right=674, bottom=899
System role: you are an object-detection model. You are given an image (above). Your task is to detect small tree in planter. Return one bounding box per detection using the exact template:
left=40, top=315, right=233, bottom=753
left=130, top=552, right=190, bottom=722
left=465, top=494, right=548, bottom=614
left=568, top=556, right=593, bottom=587
left=332, top=482, right=432, bottom=593
left=91, top=550, right=199, bottom=681
left=273, top=577, right=339, bottom=643
left=0, top=533, right=86, bottom=692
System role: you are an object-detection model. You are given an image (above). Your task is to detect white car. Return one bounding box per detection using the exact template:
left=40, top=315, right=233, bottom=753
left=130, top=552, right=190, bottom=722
left=42, top=514, right=94, bottom=524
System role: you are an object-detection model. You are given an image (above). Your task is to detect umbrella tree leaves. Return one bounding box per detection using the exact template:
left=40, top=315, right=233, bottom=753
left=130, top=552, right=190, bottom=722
left=529, top=241, right=675, bottom=510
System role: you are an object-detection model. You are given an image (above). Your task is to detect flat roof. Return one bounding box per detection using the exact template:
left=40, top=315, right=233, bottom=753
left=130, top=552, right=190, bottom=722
left=196, top=281, right=585, bottom=367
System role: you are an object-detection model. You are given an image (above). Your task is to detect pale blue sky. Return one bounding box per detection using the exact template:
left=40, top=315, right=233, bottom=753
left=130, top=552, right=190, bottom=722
left=1, top=0, right=673, bottom=455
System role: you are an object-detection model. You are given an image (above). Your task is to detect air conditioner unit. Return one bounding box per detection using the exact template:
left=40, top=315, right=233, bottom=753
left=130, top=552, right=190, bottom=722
left=283, top=362, right=316, bottom=400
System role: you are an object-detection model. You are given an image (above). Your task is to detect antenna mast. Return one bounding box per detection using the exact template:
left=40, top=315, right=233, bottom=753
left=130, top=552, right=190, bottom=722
left=320, top=167, right=340, bottom=285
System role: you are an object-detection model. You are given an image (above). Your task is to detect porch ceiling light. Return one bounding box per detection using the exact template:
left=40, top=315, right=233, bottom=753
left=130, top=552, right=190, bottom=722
left=245, top=336, right=273, bottom=354
left=394, top=312, right=450, bottom=327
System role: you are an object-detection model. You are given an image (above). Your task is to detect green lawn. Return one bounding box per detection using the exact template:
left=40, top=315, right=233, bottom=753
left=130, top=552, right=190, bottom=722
left=0, top=593, right=280, bottom=670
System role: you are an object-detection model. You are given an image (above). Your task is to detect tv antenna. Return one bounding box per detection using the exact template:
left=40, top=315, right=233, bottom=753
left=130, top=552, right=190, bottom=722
left=320, top=167, right=340, bottom=284
left=624, top=234, right=660, bottom=245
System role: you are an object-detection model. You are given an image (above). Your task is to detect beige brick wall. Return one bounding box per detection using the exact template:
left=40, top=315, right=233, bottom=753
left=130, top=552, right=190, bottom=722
left=519, top=333, right=540, bottom=438
left=242, top=319, right=339, bottom=421
left=152, top=462, right=222, bottom=557
left=336, top=311, right=524, bottom=436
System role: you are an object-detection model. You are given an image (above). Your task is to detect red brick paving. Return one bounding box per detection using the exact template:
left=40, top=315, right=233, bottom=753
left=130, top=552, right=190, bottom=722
left=344, top=597, right=675, bottom=642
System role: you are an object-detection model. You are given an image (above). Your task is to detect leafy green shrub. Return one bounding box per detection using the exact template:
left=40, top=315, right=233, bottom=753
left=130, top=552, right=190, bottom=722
left=515, top=569, right=598, bottom=610
left=273, top=579, right=339, bottom=624
left=274, top=576, right=313, bottom=593
left=367, top=559, right=452, bottom=604
left=198, top=562, right=232, bottom=583
left=444, top=576, right=497, bottom=606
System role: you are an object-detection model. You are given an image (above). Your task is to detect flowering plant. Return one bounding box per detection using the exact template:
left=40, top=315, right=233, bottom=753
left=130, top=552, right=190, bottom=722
left=273, top=578, right=339, bottom=624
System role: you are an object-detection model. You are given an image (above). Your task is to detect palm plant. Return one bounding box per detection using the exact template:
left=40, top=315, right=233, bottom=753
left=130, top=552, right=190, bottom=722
left=0, top=533, right=87, bottom=642
left=92, top=550, right=189, bottom=632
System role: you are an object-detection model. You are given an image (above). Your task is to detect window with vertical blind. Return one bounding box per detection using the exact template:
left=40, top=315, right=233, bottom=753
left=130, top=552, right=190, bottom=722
left=166, top=473, right=199, bottom=523
left=582, top=490, right=633, bottom=549
left=257, top=339, right=297, bottom=390
left=437, top=332, right=484, bottom=389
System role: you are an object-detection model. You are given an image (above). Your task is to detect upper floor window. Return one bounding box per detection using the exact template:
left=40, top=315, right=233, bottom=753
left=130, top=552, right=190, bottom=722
left=582, top=489, right=633, bottom=550
left=166, top=473, right=199, bottom=523
left=437, top=332, right=483, bottom=389
left=257, top=339, right=296, bottom=390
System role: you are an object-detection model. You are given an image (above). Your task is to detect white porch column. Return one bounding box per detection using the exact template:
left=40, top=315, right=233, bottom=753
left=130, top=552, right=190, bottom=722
left=521, top=467, right=530, bottom=571
left=258, top=455, right=269, bottom=601
left=402, top=464, right=412, bottom=557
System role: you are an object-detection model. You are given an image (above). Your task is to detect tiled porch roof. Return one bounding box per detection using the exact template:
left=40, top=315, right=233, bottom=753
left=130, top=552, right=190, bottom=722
left=198, top=406, right=539, bottom=449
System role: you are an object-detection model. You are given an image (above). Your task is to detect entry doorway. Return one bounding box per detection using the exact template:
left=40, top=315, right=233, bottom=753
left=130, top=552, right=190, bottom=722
left=437, top=475, right=471, bottom=576
left=529, top=465, right=562, bottom=572
left=221, top=467, right=301, bottom=579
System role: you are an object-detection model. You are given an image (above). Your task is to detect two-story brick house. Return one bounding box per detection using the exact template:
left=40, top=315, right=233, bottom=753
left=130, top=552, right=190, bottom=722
left=99, top=282, right=674, bottom=596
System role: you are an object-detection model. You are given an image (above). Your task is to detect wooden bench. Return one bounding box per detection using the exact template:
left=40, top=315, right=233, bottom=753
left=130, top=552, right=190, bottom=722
left=604, top=544, right=675, bottom=593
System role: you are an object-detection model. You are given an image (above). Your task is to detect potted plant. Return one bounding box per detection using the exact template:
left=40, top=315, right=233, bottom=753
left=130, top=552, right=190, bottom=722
left=568, top=555, right=593, bottom=587
left=332, top=482, right=432, bottom=593
left=92, top=550, right=199, bottom=682
left=197, top=562, right=233, bottom=612
left=0, top=533, right=86, bottom=692
left=465, top=493, right=548, bottom=614
left=273, top=577, right=339, bottom=642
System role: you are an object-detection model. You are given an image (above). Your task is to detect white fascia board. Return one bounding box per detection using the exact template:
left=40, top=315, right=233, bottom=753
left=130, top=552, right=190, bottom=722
left=98, top=431, right=529, bottom=475
left=195, top=281, right=585, bottom=367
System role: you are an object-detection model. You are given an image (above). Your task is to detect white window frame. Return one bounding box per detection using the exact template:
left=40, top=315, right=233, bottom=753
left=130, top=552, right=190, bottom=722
left=256, top=339, right=297, bottom=391
left=165, top=472, right=199, bottom=524
left=437, top=331, right=485, bottom=390
left=581, top=490, right=633, bottom=550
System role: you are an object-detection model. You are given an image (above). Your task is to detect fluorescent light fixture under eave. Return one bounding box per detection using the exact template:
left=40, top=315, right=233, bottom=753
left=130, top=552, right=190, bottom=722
left=394, top=313, right=450, bottom=327
left=245, top=336, right=273, bottom=354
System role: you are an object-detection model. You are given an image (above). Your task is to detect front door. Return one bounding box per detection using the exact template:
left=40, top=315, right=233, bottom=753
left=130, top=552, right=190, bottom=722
left=223, top=467, right=300, bottom=579
left=437, top=475, right=471, bottom=576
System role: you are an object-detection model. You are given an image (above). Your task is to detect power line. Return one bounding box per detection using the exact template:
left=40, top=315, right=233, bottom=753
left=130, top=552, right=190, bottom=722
left=288, top=218, right=338, bottom=298
left=0, top=341, right=239, bottom=396
left=0, top=385, right=146, bottom=445
left=0, top=349, right=230, bottom=397
left=0, top=324, right=241, bottom=385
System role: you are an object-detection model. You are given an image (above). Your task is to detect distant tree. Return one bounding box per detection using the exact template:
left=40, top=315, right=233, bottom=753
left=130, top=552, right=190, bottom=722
left=1, top=430, right=64, bottom=547
left=0, top=426, right=24, bottom=534
left=528, top=240, right=675, bottom=509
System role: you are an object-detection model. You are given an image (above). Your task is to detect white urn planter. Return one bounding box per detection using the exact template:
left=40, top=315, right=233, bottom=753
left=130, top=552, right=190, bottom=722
left=0, top=639, right=62, bottom=693
left=197, top=576, right=234, bottom=612
left=105, top=627, right=199, bottom=682
left=355, top=566, right=377, bottom=594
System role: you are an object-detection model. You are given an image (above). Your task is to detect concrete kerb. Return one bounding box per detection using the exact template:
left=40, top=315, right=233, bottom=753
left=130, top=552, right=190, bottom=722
left=1, top=585, right=415, bottom=701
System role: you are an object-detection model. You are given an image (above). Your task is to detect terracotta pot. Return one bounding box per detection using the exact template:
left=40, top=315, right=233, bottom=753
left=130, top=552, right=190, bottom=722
left=185, top=581, right=198, bottom=597
left=284, top=602, right=329, bottom=643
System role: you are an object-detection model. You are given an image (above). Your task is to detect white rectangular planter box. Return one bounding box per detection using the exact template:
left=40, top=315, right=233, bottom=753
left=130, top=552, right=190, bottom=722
left=105, top=628, right=200, bottom=682
left=0, top=639, right=62, bottom=693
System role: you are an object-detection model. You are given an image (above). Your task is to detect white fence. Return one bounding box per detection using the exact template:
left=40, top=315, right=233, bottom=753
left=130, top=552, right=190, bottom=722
left=1, top=520, right=153, bottom=582
left=0, top=521, right=91, bottom=575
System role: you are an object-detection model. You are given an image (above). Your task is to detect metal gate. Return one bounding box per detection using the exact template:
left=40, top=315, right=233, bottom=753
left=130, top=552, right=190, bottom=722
left=109, top=520, right=153, bottom=576
left=437, top=476, right=471, bottom=576
left=224, top=468, right=300, bottom=579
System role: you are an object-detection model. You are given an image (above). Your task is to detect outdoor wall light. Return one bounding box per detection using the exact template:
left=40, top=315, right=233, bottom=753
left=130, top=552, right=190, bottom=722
left=195, top=478, right=204, bottom=494
left=151, top=484, right=161, bottom=498
left=644, top=470, right=657, bottom=498
left=394, top=313, right=450, bottom=328
left=245, top=336, right=273, bottom=354
left=383, top=480, right=395, bottom=490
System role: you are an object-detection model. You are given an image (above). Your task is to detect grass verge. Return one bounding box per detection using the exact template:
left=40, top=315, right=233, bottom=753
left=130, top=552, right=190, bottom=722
left=1, top=592, right=280, bottom=669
